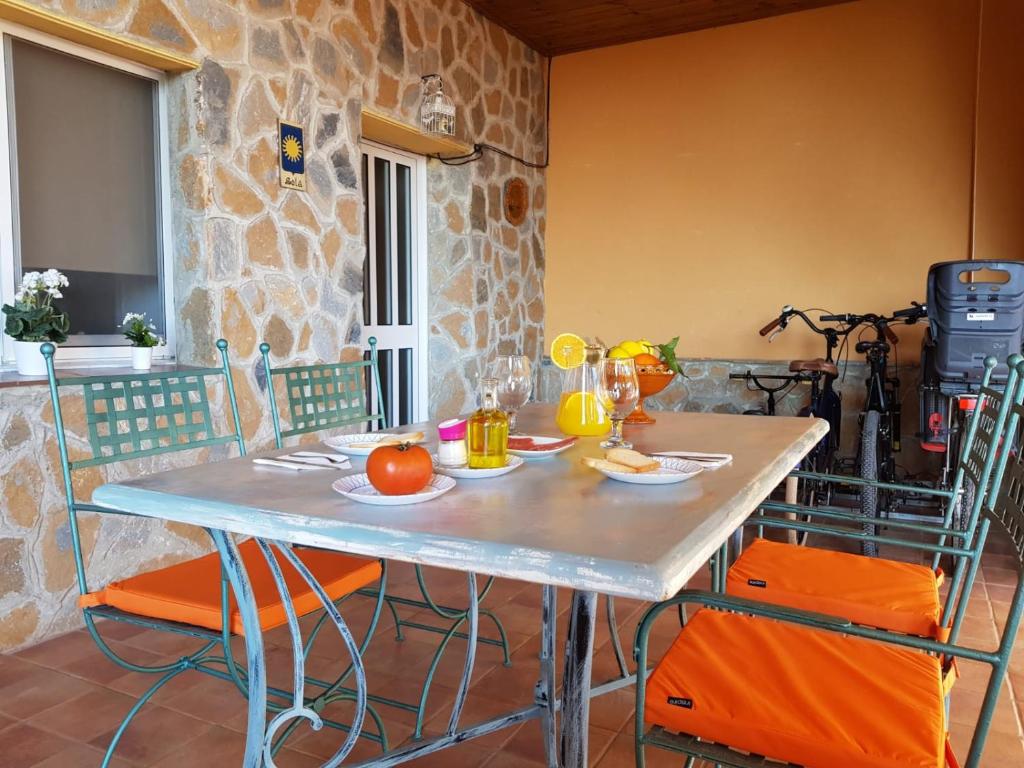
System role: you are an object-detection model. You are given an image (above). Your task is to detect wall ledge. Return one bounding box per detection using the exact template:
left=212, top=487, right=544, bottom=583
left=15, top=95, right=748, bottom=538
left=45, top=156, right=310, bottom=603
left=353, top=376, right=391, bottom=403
left=361, top=109, right=473, bottom=157
left=0, top=0, right=198, bottom=72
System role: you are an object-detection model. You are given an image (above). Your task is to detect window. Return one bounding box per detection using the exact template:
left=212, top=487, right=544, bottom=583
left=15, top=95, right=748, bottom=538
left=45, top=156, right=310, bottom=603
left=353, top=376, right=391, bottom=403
left=0, top=25, right=172, bottom=364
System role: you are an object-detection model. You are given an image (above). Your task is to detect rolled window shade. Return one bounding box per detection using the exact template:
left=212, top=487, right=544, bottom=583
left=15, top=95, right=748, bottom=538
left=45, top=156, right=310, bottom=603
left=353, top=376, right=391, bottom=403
left=9, top=37, right=158, bottom=276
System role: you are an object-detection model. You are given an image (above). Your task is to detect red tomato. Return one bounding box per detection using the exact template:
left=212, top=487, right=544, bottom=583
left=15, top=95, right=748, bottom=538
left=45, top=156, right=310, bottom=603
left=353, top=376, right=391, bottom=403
left=366, top=443, right=433, bottom=495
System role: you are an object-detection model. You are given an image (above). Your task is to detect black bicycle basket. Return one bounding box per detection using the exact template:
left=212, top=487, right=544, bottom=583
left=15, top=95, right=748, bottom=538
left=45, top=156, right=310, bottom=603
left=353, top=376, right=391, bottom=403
left=927, top=260, right=1024, bottom=384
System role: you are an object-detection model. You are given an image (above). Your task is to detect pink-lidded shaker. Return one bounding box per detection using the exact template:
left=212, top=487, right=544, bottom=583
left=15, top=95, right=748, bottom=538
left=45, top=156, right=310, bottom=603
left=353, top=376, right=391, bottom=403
left=437, top=418, right=468, bottom=467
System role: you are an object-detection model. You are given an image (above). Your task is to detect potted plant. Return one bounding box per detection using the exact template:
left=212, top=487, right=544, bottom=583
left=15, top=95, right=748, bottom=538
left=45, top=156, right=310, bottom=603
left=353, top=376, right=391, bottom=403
left=121, top=312, right=163, bottom=370
left=2, top=269, right=70, bottom=376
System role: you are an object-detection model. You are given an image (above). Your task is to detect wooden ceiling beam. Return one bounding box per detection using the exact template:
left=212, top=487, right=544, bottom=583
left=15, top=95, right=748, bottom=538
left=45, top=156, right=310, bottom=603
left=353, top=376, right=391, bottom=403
left=464, top=0, right=856, bottom=56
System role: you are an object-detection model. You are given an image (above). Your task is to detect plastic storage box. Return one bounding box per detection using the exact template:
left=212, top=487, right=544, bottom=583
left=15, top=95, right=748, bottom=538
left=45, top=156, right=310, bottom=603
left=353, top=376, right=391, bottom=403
left=927, top=260, right=1024, bottom=386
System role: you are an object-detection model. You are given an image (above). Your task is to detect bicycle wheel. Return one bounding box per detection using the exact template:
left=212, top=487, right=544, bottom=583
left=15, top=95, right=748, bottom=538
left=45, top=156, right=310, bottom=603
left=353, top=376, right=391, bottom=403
left=859, top=410, right=881, bottom=557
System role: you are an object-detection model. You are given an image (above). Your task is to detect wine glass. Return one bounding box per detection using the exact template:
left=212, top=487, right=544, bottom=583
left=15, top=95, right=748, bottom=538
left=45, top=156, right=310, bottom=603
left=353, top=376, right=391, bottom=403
left=597, top=358, right=640, bottom=449
left=492, top=355, right=533, bottom=433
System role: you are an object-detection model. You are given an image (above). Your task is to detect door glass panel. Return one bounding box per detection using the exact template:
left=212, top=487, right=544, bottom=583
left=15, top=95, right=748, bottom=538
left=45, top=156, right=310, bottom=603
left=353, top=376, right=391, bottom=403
left=373, top=157, right=392, bottom=326
left=398, top=347, right=413, bottom=426
left=361, top=152, right=370, bottom=326
left=396, top=163, right=412, bottom=326
left=376, top=347, right=393, bottom=429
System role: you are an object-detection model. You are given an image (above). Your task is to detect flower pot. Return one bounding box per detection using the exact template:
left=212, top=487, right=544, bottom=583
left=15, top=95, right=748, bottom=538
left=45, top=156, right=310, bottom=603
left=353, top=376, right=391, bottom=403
left=13, top=340, right=48, bottom=376
left=131, top=346, right=153, bottom=371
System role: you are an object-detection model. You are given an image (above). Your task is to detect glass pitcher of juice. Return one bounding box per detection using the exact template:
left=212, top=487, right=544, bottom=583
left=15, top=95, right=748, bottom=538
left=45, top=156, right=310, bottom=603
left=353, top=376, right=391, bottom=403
left=468, top=377, right=509, bottom=468
left=555, top=344, right=611, bottom=436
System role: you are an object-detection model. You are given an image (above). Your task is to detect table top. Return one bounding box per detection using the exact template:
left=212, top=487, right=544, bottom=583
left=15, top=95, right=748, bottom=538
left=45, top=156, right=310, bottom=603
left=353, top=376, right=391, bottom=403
left=92, top=404, right=827, bottom=601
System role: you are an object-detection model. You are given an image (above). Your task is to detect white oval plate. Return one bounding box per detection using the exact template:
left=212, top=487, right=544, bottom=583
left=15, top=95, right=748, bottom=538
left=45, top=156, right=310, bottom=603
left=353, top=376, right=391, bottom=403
left=324, top=433, right=407, bottom=457
left=507, top=436, right=576, bottom=460
left=332, top=473, right=455, bottom=505
left=596, top=456, right=704, bottom=485
left=433, top=455, right=524, bottom=479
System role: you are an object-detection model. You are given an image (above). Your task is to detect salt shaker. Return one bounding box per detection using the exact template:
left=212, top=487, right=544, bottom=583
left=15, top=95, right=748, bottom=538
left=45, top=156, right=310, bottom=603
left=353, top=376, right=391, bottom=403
left=437, top=418, right=468, bottom=467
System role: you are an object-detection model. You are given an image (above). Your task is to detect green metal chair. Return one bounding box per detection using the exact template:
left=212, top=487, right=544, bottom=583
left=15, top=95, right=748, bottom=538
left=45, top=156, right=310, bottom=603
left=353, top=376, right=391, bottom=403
left=718, top=355, right=1018, bottom=648
left=41, top=339, right=388, bottom=766
left=259, top=338, right=513, bottom=740
left=634, top=359, right=1024, bottom=767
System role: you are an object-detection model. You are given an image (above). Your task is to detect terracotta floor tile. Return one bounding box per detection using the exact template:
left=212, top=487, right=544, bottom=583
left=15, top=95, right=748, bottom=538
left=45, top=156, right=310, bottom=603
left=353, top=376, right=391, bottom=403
left=26, top=687, right=139, bottom=743
left=0, top=657, right=96, bottom=720
left=0, top=722, right=75, bottom=768
left=87, top=704, right=212, bottom=764
left=28, top=741, right=136, bottom=768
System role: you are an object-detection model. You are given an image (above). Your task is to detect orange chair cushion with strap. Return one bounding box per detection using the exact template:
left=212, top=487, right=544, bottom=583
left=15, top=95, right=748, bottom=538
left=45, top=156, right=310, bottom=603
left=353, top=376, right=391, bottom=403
left=80, top=540, right=381, bottom=635
left=727, top=537, right=943, bottom=638
left=644, top=609, right=945, bottom=768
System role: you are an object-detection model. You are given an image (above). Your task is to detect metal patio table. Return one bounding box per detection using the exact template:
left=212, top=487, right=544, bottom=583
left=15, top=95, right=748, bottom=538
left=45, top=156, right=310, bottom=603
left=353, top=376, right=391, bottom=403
left=92, top=404, right=827, bottom=767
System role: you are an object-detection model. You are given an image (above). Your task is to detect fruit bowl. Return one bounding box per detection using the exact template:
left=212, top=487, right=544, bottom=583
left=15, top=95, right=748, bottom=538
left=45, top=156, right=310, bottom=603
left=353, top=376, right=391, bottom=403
left=626, top=367, right=676, bottom=424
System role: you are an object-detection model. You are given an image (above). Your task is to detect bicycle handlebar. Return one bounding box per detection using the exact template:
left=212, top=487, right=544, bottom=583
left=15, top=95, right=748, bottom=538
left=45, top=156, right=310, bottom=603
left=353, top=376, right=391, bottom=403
left=760, top=303, right=925, bottom=343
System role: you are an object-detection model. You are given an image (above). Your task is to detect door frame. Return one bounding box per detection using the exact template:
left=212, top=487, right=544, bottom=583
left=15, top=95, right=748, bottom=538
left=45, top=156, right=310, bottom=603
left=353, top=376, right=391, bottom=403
left=360, top=139, right=429, bottom=423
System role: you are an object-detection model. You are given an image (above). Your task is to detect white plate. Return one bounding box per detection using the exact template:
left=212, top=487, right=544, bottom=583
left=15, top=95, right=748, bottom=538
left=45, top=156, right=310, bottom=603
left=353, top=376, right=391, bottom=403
left=324, top=433, right=409, bottom=457
left=332, top=473, right=456, bottom=505
left=595, top=456, right=704, bottom=485
left=507, top=436, right=576, bottom=460
left=433, top=455, right=524, bottom=479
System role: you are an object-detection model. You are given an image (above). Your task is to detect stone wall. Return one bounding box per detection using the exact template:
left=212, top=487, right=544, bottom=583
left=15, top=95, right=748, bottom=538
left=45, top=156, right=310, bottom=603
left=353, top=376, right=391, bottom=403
left=0, top=0, right=546, bottom=650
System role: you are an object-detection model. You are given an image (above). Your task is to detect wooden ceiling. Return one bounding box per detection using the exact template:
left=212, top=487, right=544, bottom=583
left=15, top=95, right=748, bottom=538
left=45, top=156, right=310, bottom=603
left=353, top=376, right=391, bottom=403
left=464, top=0, right=856, bottom=56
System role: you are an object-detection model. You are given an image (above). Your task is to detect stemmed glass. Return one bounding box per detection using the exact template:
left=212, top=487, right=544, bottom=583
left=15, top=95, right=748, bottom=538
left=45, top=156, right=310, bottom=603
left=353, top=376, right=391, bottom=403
left=492, top=355, right=533, bottom=433
left=597, top=358, right=640, bottom=449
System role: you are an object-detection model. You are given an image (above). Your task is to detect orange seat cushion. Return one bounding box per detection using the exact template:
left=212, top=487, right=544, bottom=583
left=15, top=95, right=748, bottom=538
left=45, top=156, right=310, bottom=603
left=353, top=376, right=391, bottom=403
left=727, top=537, right=943, bottom=637
left=82, top=540, right=381, bottom=635
left=645, top=609, right=945, bottom=768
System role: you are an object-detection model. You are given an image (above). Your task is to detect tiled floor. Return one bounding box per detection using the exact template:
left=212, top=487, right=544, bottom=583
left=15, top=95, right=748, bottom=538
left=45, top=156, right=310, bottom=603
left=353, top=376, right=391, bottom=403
left=1, top=539, right=1023, bottom=767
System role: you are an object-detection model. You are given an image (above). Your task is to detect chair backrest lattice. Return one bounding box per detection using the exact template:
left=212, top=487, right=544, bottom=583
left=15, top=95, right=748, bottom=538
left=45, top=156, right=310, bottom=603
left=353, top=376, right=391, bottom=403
left=71, top=370, right=238, bottom=469
left=990, top=403, right=1024, bottom=568
left=959, top=385, right=1006, bottom=492
left=261, top=340, right=387, bottom=446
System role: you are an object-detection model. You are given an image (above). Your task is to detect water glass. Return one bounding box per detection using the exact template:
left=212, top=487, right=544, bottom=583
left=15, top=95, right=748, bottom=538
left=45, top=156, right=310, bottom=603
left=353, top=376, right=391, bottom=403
left=597, top=358, right=640, bottom=449
left=492, top=355, right=533, bottom=433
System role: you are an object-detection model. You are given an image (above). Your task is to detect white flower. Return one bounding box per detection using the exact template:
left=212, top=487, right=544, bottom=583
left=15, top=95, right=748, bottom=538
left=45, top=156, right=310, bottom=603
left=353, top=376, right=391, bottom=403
left=20, top=271, right=43, bottom=292
left=46, top=288, right=63, bottom=299
left=121, top=312, right=145, bottom=327
left=13, top=289, right=25, bottom=303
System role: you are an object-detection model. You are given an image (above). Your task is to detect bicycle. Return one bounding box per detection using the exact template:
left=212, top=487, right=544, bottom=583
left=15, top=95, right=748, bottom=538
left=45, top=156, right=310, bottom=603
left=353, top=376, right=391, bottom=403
left=758, top=305, right=926, bottom=555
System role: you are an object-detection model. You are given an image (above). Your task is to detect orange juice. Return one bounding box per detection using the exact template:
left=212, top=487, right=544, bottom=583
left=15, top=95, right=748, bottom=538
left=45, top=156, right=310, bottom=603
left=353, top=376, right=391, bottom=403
left=556, top=391, right=610, bottom=436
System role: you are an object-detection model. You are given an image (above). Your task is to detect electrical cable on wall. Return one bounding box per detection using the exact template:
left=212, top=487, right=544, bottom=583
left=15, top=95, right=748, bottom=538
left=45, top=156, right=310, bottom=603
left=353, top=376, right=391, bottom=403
left=434, top=56, right=552, bottom=169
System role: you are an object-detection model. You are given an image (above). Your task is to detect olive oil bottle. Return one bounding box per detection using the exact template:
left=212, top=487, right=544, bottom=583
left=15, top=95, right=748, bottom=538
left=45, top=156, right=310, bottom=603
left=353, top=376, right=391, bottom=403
left=467, top=377, right=509, bottom=469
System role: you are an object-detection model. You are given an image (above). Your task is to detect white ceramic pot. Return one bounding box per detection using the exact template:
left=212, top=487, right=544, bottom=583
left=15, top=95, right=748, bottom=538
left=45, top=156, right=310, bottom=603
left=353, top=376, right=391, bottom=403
left=13, top=340, right=48, bottom=376
left=131, top=346, right=153, bottom=371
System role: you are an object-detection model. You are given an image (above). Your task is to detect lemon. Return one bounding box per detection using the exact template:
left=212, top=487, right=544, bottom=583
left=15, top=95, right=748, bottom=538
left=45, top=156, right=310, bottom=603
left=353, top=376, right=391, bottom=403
left=607, top=346, right=630, bottom=359
left=550, top=332, right=587, bottom=369
left=619, top=341, right=646, bottom=357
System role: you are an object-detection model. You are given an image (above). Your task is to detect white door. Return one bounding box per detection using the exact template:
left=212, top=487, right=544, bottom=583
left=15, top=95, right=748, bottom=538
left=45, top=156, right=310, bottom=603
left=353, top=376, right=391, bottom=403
left=360, top=141, right=428, bottom=427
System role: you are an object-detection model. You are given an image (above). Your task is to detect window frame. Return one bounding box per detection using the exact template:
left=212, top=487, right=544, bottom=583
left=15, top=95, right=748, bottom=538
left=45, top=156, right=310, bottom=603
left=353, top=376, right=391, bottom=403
left=0, top=20, right=174, bottom=367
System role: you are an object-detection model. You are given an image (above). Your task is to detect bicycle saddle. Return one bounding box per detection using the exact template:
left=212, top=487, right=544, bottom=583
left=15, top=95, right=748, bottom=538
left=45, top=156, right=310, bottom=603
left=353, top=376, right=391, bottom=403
left=788, top=358, right=838, bottom=377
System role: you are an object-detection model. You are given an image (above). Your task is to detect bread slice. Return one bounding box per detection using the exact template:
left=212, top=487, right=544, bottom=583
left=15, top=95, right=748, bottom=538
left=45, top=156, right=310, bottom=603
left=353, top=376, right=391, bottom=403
left=605, top=448, right=660, bottom=473
left=581, top=456, right=638, bottom=474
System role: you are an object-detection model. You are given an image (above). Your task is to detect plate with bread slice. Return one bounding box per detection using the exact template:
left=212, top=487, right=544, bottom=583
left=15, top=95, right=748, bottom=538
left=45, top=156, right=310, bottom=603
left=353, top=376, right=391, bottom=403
left=582, top=448, right=703, bottom=485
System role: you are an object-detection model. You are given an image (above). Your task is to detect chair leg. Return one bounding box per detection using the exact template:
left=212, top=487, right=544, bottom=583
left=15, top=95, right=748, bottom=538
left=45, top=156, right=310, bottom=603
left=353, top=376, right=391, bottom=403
left=102, top=665, right=190, bottom=767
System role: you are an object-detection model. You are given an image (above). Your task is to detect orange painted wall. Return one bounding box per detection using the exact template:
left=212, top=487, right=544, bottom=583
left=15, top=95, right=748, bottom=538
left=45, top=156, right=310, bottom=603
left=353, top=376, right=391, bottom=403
left=545, top=0, right=988, bottom=360
left=974, top=0, right=1024, bottom=263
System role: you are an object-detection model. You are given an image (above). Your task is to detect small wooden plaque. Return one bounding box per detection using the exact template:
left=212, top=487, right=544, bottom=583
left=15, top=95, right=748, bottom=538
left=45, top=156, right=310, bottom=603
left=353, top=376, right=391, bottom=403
left=503, top=177, right=529, bottom=226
